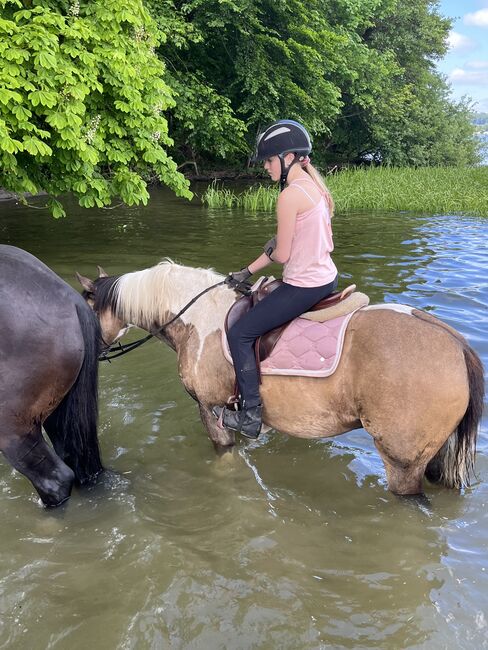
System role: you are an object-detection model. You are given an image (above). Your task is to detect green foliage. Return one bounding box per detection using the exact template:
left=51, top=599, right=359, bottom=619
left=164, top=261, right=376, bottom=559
left=202, top=181, right=278, bottom=210
left=328, top=165, right=488, bottom=214
left=332, top=0, right=481, bottom=165
left=1, top=0, right=481, bottom=213
left=146, top=0, right=248, bottom=164
left=148, top=0, right=481, bottom=168
left=201, top=166, right=488, bottom=216
left=0, top=0, right=191, bottom=216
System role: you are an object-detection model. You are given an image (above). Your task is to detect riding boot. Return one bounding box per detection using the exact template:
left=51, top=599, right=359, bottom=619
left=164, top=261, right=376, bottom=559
left=213, top=402, right=263, bottom=439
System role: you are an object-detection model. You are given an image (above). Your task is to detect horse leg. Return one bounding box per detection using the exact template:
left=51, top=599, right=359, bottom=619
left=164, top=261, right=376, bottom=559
left=198, top=403, right=235, bottom=454
left=1, top=424, right=75, bottom=507
left=374, top=441, right=427, bottom=495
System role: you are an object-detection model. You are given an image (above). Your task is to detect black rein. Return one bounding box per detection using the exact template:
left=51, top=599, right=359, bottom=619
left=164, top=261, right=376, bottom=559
left=98, top=278, right=251, bottom=362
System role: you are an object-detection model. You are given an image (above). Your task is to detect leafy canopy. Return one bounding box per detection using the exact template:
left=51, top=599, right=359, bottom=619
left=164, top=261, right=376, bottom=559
left=0, top=0, right=192, bottom=217
left=152, top=0, right=481, bottom=167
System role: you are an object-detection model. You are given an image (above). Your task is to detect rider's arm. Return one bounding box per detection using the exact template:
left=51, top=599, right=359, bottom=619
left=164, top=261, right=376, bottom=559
left=245, top=187, right=299, bottom=273
left=272, top=189, right=298, bottom=264
left=247, top=252, right=273, bottom=274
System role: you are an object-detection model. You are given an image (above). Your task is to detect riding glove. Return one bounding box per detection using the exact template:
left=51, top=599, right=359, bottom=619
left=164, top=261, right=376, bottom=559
left=226, top=267, right=252, bottom=285
left=263, top=236, right=277, bottom=259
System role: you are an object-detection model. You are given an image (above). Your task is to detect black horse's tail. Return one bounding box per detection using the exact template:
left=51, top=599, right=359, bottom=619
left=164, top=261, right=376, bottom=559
left=425, top=345, right=485, bottom=488
left=43, top=303, right=103, bottom=484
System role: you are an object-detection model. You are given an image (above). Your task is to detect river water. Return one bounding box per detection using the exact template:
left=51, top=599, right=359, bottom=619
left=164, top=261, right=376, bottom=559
left=0, top=188, right=487, bottom=649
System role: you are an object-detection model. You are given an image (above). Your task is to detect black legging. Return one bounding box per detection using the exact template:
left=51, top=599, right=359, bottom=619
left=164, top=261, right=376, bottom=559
left=227, top=277, right=338, bottom=407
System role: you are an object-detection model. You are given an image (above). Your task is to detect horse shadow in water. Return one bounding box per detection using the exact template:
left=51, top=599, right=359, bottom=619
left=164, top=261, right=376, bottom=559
left=77, top=259, right=484, bottom=498
left=0, top=245, right=103, bottom=506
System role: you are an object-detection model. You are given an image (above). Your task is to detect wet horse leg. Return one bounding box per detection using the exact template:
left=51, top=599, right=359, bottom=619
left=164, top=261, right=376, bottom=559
left=198, top=403, right=235, bottom=454
left=1, top=424, right=75, bottom=507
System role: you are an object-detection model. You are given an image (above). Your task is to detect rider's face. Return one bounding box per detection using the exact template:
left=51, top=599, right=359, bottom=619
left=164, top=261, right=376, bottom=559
left=264, top=155, right=281, bottom=181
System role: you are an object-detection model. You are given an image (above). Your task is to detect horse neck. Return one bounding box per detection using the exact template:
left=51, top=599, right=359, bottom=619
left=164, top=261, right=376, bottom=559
left=115, top=263, right=235, bottom=345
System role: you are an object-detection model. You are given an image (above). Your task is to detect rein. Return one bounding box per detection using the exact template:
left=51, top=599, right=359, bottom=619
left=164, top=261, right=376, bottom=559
left=99, top=278, right=250, bottom=362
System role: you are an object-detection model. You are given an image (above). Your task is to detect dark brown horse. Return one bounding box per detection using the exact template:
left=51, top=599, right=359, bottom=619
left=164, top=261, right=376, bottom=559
left=78, top=260, right=484, bottom=496
left=0, top=245, right=103, bottom=506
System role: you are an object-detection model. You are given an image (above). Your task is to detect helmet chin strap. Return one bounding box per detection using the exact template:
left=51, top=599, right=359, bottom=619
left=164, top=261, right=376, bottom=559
left=278, top=154, right=299, bottom=191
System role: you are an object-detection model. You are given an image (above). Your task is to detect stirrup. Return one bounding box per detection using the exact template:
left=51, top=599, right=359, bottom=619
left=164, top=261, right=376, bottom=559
left=212, top=404, right=262, bottom=439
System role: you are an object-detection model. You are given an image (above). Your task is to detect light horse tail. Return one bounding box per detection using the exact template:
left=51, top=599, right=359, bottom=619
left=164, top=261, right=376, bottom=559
left=43, top=303, right=104, bottom=484
left=416, top=311, right=485, bottom=489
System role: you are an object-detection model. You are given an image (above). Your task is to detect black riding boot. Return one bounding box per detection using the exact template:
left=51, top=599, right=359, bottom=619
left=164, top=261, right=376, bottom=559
left=213, top=402, right=263, bottom=439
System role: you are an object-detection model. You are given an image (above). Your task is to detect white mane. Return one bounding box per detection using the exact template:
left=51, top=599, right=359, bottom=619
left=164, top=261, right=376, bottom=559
left=114, top=259, right=234, bottom=336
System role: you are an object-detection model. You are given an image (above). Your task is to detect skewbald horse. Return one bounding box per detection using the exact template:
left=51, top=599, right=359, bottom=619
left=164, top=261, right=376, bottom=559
left=78, top=259, right=484, bottom=496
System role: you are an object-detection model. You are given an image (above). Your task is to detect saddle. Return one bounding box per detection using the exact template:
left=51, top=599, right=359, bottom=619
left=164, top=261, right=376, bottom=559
left=224, top=277, right=367, bottom=364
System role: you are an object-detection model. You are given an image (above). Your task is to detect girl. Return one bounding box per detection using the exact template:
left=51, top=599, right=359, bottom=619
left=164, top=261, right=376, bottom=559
left=213, top=120, right=338, bottom=438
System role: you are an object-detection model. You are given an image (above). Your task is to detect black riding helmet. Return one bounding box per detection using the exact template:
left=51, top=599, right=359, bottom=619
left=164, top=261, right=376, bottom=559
left=253, top=120, right=312, bottom=190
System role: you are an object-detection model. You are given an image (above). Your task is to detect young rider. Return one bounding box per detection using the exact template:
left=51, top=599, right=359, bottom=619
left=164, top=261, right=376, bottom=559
left=213, top=120, right=338, bottom=439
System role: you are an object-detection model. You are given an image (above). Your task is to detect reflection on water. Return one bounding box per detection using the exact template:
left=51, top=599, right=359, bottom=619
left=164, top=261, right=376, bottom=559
left=0, top=190, right=487, bottom=649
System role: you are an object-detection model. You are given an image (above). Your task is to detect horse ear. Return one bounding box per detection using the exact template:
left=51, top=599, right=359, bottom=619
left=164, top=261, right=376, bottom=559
left=97, top=265, right=108, bottom=278
left=76, top=272, right=95, bottom=293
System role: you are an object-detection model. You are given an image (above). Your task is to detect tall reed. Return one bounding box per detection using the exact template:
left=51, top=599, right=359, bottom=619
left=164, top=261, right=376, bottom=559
left=201, top=167, right=488, bottom=215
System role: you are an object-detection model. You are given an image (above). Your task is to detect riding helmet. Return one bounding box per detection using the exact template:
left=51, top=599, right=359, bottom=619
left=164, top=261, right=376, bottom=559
left=253, top=120, right=312, bottom=162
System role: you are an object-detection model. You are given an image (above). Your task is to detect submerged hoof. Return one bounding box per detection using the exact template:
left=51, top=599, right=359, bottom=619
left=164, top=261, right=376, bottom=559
left=37, top=465, right=75, bottom=508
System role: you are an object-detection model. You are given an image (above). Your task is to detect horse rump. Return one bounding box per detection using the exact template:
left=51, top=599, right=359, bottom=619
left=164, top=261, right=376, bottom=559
left=43, top=303, right=104, bottom=484
left=425, top=345, right=484, bottom=489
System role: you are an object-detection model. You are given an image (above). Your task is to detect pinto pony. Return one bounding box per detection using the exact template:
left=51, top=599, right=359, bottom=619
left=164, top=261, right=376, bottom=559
left=0, top=246, right=103, bottom=506
left=77, top=260, right=484, bottom=496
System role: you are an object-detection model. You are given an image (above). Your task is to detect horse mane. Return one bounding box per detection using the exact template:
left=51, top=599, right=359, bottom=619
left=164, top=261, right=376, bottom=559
left=106, top=259, right=225, bottom=329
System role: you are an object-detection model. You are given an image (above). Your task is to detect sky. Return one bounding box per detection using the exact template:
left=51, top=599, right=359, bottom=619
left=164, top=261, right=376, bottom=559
left=436, top=0, right=488, bottom=112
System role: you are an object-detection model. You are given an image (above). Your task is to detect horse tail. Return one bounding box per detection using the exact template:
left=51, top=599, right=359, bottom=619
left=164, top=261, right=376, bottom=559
left=425, top=345, right=484, bottom=488
left=43, top=303, right=103, bottom=484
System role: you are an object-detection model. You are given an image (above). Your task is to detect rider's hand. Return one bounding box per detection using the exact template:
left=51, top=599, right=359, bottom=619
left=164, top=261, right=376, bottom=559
left=225, top=267, right=252, bottom=285
left=263, top=236, right=277, bottom=259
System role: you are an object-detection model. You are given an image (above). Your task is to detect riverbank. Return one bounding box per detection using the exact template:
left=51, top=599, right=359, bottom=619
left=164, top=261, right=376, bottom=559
left=201, top=166, right=488, bottom=215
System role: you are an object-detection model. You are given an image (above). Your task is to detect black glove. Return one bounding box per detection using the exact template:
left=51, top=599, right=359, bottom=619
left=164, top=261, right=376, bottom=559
left=263, top=236, right=277, bottom=259
left=225, top=267, right=252, bottom=286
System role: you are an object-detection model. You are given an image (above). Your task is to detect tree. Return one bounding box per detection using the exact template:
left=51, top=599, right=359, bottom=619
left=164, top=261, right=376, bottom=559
left=151, top=0, right=481, bottom=168
left=0, top=0, right=191, bottom=217
left=331, top=0, right=481, bottom=165
left=150, top=0, right=348, bottom=164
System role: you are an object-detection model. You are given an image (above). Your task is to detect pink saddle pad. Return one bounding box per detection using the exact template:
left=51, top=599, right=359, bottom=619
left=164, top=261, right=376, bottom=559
left=222, top=311, right=356, bottom=378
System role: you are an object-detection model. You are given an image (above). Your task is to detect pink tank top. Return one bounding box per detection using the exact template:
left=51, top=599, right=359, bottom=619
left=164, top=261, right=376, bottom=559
left=283, top=179, right=337, bottom=288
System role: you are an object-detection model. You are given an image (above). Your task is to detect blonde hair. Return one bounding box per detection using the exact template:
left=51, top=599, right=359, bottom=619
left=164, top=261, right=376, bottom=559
left=303, top=162, right=335, bottom=217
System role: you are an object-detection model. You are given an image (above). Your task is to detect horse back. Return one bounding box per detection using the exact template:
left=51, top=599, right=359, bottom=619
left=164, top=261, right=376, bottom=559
left=0, top=246, right=93, bottom=418
left=0, top=244, right=88, bottom=329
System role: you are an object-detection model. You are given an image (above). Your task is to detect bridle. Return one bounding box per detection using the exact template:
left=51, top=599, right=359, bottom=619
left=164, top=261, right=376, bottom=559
left=98, top=277, right=251, bottom=362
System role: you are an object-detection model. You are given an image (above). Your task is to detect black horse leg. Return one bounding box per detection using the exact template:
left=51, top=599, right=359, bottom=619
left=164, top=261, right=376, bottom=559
left=1, top=425, right=75, bottom=507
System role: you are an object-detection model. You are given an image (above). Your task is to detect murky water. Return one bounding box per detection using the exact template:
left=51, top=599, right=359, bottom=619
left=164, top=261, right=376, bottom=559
left=0, top=188, right=487, bottom=649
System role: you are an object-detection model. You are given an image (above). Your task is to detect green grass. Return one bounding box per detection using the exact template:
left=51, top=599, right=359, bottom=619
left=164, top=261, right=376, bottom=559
left=201, top=166, right=488, bottom=215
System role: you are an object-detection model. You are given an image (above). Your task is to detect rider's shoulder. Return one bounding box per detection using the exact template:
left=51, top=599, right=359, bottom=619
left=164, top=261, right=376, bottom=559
left=280, top=183, right=304, bottom=200
left=277, top=185, right=300, bottom=210
left=282, top=179, right=320, bottom=205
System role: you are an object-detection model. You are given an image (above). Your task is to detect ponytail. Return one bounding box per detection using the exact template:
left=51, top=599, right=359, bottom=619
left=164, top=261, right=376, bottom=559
left=302, top=162, right=335, bottom=218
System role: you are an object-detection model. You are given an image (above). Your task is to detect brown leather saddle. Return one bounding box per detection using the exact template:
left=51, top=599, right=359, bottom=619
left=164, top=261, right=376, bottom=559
left=224, top=279, right=356, bottom=364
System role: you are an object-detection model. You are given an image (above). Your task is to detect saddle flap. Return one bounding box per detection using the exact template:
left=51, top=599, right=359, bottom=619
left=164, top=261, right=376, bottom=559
left=225, top=295, right=252, bottom=334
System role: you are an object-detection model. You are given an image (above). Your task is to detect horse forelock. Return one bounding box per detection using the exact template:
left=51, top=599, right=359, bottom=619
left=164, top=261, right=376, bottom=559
left=114, top=260, right=230, bottom=331
left=93, top=276, right=121, bottom=315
